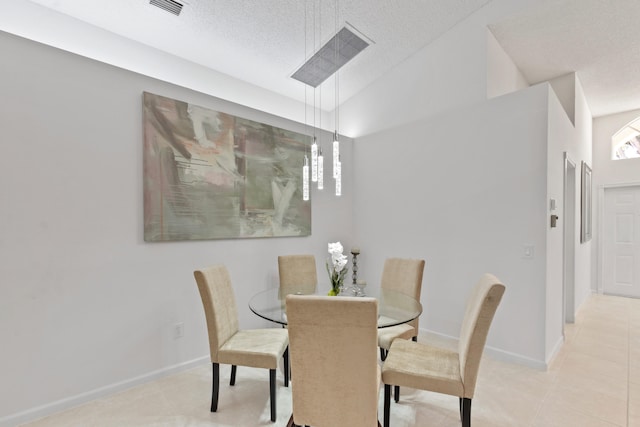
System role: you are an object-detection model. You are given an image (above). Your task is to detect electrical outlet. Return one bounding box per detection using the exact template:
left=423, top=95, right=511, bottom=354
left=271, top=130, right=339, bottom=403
left=523, top=245, right=534, bottom=259
left=174, top=322, right=184, bottom=339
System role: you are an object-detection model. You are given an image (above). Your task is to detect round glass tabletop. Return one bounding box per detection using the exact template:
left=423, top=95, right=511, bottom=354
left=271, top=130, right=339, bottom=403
left=249, top=286, right=422, bottom=328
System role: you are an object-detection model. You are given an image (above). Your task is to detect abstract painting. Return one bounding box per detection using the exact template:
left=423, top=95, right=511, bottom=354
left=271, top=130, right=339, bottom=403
left=143, top=92, right=311, bottom=241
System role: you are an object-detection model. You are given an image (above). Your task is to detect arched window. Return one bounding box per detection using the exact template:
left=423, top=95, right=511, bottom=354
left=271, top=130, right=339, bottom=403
left=612, top=117, right=640, bottom=159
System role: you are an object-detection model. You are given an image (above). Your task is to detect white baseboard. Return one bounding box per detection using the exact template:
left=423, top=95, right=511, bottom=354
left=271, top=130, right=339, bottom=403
left=0, top=356, right=209, bottom=427
left=419, top=328, right=548, bottom=370
left=482, top=344, right=548, bottom=370
left=545, top=335, right=565, bottom=367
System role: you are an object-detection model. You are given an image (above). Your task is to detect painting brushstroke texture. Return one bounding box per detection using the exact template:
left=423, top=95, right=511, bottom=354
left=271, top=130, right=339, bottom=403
left=143, top=92, right=311, bottom=241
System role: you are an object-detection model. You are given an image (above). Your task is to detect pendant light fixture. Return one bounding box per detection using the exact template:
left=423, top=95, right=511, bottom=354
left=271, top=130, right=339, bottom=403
left=303, top=155, right=310, bottom=201
left=332, top=0, right=341, bottom=196
left=295, top=0, right=370, bottom=200
left=332, top=132, right=339, bottom=179
left=316, top=47, right=324, bottom=191
left=335, top=154, right=341, bottom=196
left=311, top=137, right=318, bottom=182
left=318, top=147, right=324, bottom=190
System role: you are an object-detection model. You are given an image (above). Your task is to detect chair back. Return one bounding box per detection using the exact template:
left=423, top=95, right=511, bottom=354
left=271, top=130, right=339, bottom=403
left=458, top=273, right=505, bottom=397
left=380, top=258, right=425, bottom=332
left=286, top=295, right=379, bottom=427
left=278, top=254, right=317, bottom=295
left=194, top=265, right=240, bottom=362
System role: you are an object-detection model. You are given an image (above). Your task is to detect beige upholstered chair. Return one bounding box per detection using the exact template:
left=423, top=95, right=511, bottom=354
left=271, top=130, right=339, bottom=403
left=285, top=295, right=381, bottom=427
left=278, top=254, right=317, bottom=295
left=194, top=265, right=289, bottom=422
left=381, top=273, right=505, bottom=427
left=378, top=258, right=426, bottom=361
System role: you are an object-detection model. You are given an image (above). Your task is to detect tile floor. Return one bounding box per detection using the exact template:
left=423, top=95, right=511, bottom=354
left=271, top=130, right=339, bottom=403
left=20, top=294, right=640, bottom=427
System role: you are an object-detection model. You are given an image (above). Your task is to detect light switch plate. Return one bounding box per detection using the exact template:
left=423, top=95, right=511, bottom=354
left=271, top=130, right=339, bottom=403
left=174, top=322, right=184, bottom=339
left=523, top=245, right=534, bottom=259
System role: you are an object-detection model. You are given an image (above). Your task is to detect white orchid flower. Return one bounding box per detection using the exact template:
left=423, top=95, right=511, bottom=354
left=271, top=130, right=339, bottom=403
left=328, top=241, right=344, bottom=256
left=334, top=254, right=348, bottom=272
left=326, top=241, right=349, bottom=295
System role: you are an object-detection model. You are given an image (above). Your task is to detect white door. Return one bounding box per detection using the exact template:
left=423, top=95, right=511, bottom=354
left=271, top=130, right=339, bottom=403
left=603, top=186, right=640, bottom=297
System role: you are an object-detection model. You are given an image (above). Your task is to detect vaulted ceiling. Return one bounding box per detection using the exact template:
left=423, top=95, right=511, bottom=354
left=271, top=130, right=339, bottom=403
left=489, top=0, right=640, bottom=117
left=18, top=0, right=640, bottom=118
left=22, top=0, right=492, bottom=109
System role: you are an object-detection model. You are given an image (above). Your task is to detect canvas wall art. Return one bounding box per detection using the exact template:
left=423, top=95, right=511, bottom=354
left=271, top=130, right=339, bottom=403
left=143, top=92, right=311, bottom=241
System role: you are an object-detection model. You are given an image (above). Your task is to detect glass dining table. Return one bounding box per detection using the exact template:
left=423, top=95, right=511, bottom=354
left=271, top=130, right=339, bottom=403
left=249, top=286, right=423, bottom=328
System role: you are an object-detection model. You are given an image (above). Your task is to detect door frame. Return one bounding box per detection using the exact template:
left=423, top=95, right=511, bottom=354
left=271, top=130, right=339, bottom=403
left=598, top=182, right=640, bottom=294
left=563, top=152, right=577, bottom=326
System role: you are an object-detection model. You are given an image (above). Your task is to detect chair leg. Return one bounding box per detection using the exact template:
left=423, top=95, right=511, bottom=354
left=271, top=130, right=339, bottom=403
left=286, top=414, right=306, bottom=427
left=412, top=336, right=417, bottom=342
left=211, top=363, right=219, bottom=412
left=394, top=385, right=400, bottom=403
left=461, top=397, right=471, bottom=427
left=230, top=365, right=237, bottom=386
left=270, top=369, right=277, bottom=422
left=380, top=347, right=387, bottom=361
left=283, top=347, right=289, bottom=387
left=383, top=384, right=391, bottom=427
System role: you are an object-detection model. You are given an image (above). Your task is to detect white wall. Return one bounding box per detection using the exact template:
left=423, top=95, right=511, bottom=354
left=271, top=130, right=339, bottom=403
left=0, top=0, right=334, bottom=134
left=0, top=31, right=353, bottom=424
left=346, top=0, right=593, bottom=366
left=338, top=0, right=542, bottom=138
left=544, top=74, right=592, bottom=362
left=349, top=75, right=593, bottom=370
left=572, top=78, right=594, bottom=301
left=549, top=73, right=577, bottom=126
left=353, top=84, right=550, bottom=366
left=486, top=29, right=529, bottom=99
left=546, top=86, right=571, bottom=363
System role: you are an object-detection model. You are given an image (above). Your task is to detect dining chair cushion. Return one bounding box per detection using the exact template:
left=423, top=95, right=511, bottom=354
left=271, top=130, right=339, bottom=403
left=382, top=275, right=504, bottom=399
left=377, top=323, right=415, bottom=350
left=195, top=265, right=240, bottom=362
left=194, top=265, right=290, bottom=422
left=381, top=339, right=463, bottom=397
left=286, top=295, right=380, bottom=427
left=278, top=254, right=317, bottom=295
left=381, top=274, right=505, bottom=427
left=458, top=275, right=505, bottom=398
left=218, top=329, right=289, bottom=370
left=378, top=258, right=425, bottom=355
left=380, top=258, right=426, bottom=296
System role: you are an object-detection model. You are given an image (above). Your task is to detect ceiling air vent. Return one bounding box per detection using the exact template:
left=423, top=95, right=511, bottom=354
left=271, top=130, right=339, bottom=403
left=149, top=0, right=183, bottom=16
left=292, top=25, right=370, bottom=88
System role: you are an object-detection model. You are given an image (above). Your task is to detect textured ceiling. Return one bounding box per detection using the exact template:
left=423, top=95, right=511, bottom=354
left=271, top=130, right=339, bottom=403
left=24, top=0, right=492, bottom=109
left=490, top=0, right=640, bottom=117
left=20, top=0, right=640, bottom=118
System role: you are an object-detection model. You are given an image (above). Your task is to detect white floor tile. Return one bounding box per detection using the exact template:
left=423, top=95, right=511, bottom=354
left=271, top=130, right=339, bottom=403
left=19, top=294, right=638, bottom=427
